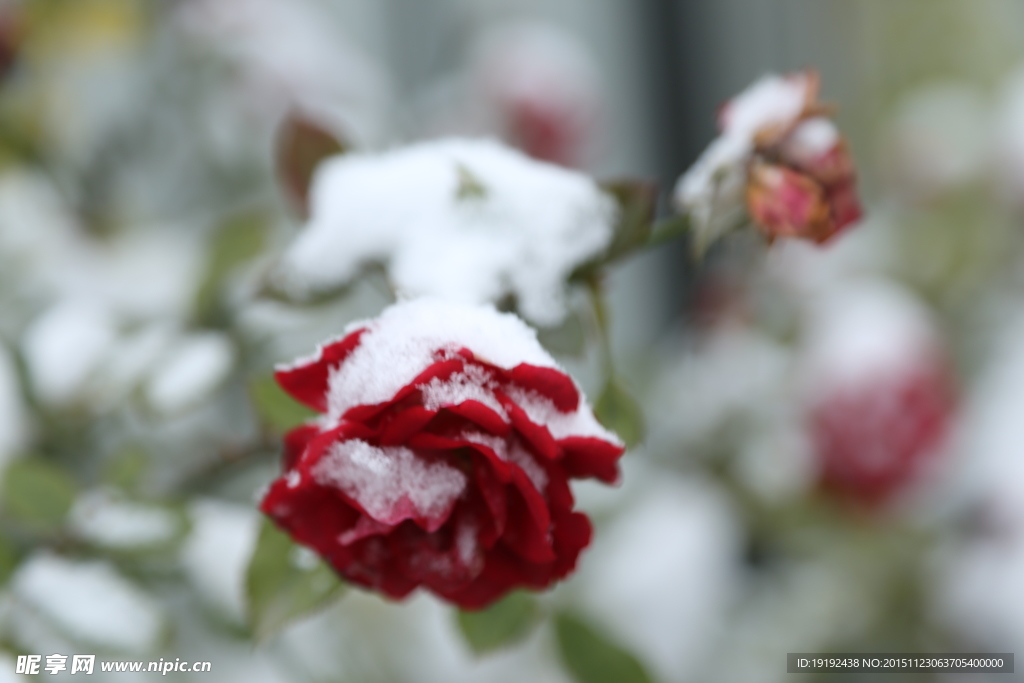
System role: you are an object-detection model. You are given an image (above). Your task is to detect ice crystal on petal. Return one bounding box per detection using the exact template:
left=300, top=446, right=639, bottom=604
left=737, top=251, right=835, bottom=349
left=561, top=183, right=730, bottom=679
left=312, top=440, right=467, bottom=529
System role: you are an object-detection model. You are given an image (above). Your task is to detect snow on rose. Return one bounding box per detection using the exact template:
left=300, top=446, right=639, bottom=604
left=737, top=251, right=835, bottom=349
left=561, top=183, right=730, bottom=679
left=260, top=299, right=624, bottom=609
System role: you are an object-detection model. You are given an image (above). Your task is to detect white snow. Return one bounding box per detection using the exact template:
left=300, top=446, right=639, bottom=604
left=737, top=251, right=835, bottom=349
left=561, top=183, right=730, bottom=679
left=505, top=385, right=618, bottom=441
left=889, top=83, right=991, bottom=197
left=312, top=439, right=467, bottom=530
left=780, top=117, right=839, bottom=166
left=0, top=171, right=81, bottom=285
left=70, top=489, right=179, bottom=549
left=21, top=300, right=118, bottom=407
left=275, top=138, right=617, bottom=325
left=800, top=279, right=937, bottom=393
left=94, top=321, right=175, bottom=406
left=145, top=332, right=235, bottom=414
left=577, top=474, right=740, bottom=682
left=719, top=73, right=811, bottom=142
left=936, top=308, right=1024, bottom=654
left=459, top=430, right=548, bottom=491
left=180, top=500, right=261, bottom=624
left=673, top=73, right=814, bottom=249
left=281, top=591, right=574, bottom=683
left=651, top=327, right=792, bottom=447
left=472, top=22, right=600, bottom=128
left=308, top=299, right=619, bottom=445
left=176, top=0, right=392, bottom=146
left=11, top=553, right=163, bottom=653
left=420, top=363, right=506, bottom=418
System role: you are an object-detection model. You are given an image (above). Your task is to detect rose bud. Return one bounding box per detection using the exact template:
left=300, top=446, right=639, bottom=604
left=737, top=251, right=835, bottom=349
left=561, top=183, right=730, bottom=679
left=674, top=71, right=862, bottom=250
left=745, top=160, right=832, bottom=243
left=801, top=281, right=955, bottom=507
left=260, top=299, right=625, bottom=609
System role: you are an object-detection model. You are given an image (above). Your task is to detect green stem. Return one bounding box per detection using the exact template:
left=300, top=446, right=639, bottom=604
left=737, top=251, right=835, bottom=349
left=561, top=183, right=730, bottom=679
left=646, top=213, right=691, bottom=250
left=585, top=276, right=615, bottom=378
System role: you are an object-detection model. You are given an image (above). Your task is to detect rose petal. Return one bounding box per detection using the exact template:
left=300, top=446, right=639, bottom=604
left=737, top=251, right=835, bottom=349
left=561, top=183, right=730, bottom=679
left=275, top=329, right=366, bottom=412
left=474, top=465, right=508, bottom=543
left=282, top=423, right=320, bottom=472
left=558, top=436, right=624, bottom=484
left=341, top=357, right=466, bottom=425
left=443, top=400, right=511, bottom=436
left=378, top=406, right=437, bottom=445
left=498, top=394, right=561, bottom=460
left=746, top=161, right=832, bottom=242
left=502, top=488, right=555, bottom=564
left=508, top=364, right=579, bottom=412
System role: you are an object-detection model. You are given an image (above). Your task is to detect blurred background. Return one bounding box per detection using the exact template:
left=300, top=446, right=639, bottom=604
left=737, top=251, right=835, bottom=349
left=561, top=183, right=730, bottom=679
left=3, top=0, right=1024, bottom=681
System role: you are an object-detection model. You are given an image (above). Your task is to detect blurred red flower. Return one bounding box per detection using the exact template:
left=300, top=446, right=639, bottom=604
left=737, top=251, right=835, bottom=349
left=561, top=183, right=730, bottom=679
left=811, top=355, right=955, bottom=506
left=802, top=284, right=956, bottom=506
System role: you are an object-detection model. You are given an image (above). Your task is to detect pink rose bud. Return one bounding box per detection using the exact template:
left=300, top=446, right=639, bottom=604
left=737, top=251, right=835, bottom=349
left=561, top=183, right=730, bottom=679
left=745, top=161, right=832, bottom=243
left=675, top=71, right=862, bottom=249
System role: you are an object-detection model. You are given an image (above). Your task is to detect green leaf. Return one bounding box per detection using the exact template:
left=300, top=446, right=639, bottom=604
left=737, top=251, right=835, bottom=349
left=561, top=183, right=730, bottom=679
left=102, top=445, right=149, bottom=492
left=1, top=459, right=76, bottom=534
left=455, top=591, right=540, bottom=655
left=554, top=612, right=653, bottom=683
left=276, top=113, right=347, bottom=218
left=246, top=517, right=345, bottom=641
left=194, top=210, right=270, bottom=325
left=0, top=534, right=19, bottom=585
left=594, top=378, right=644, bottom=449
left=456, top=163, right=488, bottom=201
left=603, top=180, right=658, bottom=260
left=249, top=374, right=318, bottom=434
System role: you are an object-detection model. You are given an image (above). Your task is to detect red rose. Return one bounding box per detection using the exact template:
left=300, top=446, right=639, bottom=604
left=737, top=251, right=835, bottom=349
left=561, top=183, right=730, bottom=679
left=260, top=299, right=624, bottom=609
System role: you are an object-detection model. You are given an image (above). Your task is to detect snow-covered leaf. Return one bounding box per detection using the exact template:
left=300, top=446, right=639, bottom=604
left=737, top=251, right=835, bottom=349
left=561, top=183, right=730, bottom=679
left=195, top=211, right=270, bottom=325
left=274, top=139, right=616, bottom=326
left=11, top=554, right=164, bottom=654
left=144, top=333, right=235, bottom=415
left=69, top=489, right=181, bottom=551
